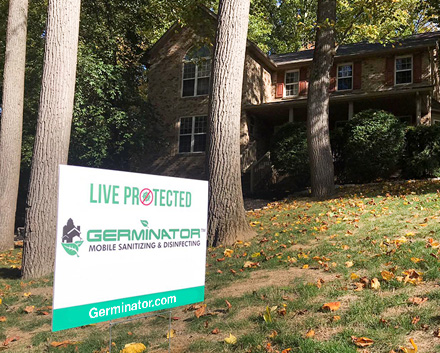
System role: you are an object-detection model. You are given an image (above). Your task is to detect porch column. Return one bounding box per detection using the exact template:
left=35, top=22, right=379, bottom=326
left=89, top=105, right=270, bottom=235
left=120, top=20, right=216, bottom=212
left=416, top=93, right=422, bottom=125
left=289, top=108, right=294, bottom=123
left=348, top=101, right=354, bottom=120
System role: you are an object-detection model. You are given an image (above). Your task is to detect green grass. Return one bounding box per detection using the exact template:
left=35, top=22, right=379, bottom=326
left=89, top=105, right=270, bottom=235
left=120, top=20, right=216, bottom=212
left=1, top=179, right=440, bottom=352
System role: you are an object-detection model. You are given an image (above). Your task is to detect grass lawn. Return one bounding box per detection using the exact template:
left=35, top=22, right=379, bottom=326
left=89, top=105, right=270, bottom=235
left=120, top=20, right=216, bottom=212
left=1, top=179, right=440, bottom=352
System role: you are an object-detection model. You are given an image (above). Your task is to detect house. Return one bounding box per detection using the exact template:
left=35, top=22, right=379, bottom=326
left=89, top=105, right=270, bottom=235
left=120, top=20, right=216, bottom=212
left=143, top=14, right=440, bottom=186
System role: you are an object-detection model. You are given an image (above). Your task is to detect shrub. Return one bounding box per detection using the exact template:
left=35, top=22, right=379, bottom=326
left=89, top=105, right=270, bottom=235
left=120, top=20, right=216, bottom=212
left=270, top=122, right=310, bottom=186
left=402, top=124, right=440, bottom=179
left=341, top=109, right=405, bottom=183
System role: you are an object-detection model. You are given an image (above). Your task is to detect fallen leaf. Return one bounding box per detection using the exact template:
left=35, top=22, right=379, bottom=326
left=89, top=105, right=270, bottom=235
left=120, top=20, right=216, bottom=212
left=351, top=336, right=374, bottom=347
left=23, top=292, right=31, bottom=297
left=305, top=329, right=315, bottom=338
left=24, top=305, right=35, bottom=314
left=410, top=257, right=423, bottom=264
left=224, top=249, right=233, bottom=257
left=345, top=261, right=354, bottom=268
left=3, top=336, right=19, bottom=346
left=408, top=297, right=428, bottom=306
left=381, top=270, right=395, bottom=281
left=350, top=273, right=359, bottom=280
left=224, top=333, right=237, bottom=344
left=50, top=340, right=78, bottom=348
left=0, top=317, right=6, bottom=322
left=268, top=330, right=278, bottom=338
left=195, top=305, right=206, bottom=318
left=411, top=316, right=420, bottom=325
left=166, top=329, right=175, bottom=339
left=371, top=278, right=381, bottom=290
left=263, top=306, right=273, bottom=323
left=302, top=264, right=309, bottom=269
left=281, top=349, right=292, bottom=353
left=211, top=328, right=220, bottom=334
left=322, top=301, right=340, bottom=312
left=120, top=342, right=147, bottom=353
left=333, top=315, right=341, bottom=322
left=225, top=300, right=232, bottom=309
left=399, top=338, right=417, bottom=353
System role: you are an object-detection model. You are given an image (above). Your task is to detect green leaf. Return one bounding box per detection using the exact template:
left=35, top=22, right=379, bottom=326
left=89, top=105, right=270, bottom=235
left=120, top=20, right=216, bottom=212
left=62, top=243, right=80, bottom=257
left=263, top=306, right=272, bottom=323
left=140, top=220, right=149, bottom=227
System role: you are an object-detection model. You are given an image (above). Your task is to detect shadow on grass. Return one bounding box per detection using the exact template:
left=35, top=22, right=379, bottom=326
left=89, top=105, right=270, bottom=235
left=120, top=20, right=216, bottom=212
left=0, top=267, right=21, bottom=279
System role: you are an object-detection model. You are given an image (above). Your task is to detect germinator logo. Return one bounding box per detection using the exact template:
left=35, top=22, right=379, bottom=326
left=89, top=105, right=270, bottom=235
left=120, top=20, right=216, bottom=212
left=61, top=218, right=83, bottom=257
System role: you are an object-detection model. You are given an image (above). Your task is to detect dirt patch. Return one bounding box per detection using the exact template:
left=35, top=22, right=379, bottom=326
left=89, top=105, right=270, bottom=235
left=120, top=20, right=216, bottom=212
left=402, top=330, right=439, bottom=353
left=314, top=326, right=345, bottom=341
left=213, top=267, right=338, bottom=299
left=27, top=286, right=52, bottom=298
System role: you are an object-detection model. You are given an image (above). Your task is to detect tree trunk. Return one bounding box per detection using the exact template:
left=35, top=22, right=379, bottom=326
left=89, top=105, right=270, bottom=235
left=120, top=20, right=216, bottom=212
left=307, top=0, right=336, bottom=199
left=22, top=0, right=81, bottom=279
left=207, top=0, right=255, bottom=247
left=0, top=0, right=28, bottom=251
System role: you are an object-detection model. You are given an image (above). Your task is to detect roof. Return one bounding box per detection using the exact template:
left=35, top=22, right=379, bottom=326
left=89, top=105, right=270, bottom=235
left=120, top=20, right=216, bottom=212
left=271, top=31, right=440, bottom=66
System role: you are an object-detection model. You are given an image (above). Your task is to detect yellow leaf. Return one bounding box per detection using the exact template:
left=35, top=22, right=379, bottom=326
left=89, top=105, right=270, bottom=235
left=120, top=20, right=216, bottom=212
left=224, top=249, right=233, bottom=257
left=224, top=333, right=237, bottom=344
left=120, top=342, right=147, bottom=353
left=410, top=257, right=423, bottom=264
left=351, top=336, right=374, bottom=347
left=333, top=315, right=341, bottom=322
left=263, top=306, right=272, bottom=323
left=166, top=329, right=175, bottom=339
left=381, top=270, right=394, bottom=281
left=345, top=261, right=354, bottom=268
left=371, top=278, right=381, bottom=290
left=400, top=338, right=417, bottom=353
left=23, top=292, right=31, bottom=297
left=350, top=273, right=359, bottom=280
left=0, top=298, right=2, bottom=305
left=251, top=252, right=261, bottom=258
left=302, top=264, right=309, bottom=269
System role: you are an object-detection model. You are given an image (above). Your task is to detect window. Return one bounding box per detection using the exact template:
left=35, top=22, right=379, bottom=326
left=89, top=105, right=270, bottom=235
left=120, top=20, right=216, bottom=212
left=337, top=64, right=353, bottom=91
left=285, top=71, right=299, bottom=97
left=182, top=46, right=211, bottom=97
left=178, top=116, right=207, bottom=153
left=395, top=56, right=412, bottom=85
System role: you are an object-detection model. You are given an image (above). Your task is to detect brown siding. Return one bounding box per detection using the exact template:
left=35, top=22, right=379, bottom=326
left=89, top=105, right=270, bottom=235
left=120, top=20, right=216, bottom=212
left=413, top=52, right=422, bottom=83
left=353, top=61, right=362, bottom=90
left=385, top=56, right=394, bottom=86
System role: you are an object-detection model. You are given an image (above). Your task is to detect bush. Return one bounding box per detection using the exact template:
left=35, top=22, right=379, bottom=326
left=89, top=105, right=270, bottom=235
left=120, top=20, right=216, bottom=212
left=402, top=124, right=440, bottom=179
left=340, top=109, right=405, bottom=183
left=270, top=122, right=310, bottom=186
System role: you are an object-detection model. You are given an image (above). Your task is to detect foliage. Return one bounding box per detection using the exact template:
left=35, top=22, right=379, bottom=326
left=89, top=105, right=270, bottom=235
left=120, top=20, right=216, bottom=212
left=340, top=110, right=406, bottom=183
left=402, top=124, right=440, bottom=179
left=270, top=122, right=310, bottom=187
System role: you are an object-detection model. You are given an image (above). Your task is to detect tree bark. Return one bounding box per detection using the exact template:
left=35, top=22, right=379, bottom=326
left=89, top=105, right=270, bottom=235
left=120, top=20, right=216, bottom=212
left=207, top=0, right=255, bottom=247
left=22, top=0, right=81, bottom=279
left=0, top=0, right=28, bottom=251
left=307, top=0, right=336, bottom=199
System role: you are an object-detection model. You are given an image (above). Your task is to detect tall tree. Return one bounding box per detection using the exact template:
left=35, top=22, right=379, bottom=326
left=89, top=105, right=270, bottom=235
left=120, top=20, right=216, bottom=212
left=0, top=0, right=28, bottom=250
left=207, top=0, right=255, bottom=246
left=306, top=0, right=336, bottom=199
left=22, top=0, right=81, bottom=279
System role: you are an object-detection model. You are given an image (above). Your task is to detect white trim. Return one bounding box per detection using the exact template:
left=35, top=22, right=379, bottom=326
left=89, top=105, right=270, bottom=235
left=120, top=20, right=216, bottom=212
left=337, top=62, right=353, bottom=91
left=395, top=54, right=413, bottom=86
left=284, top=69, right=300, bottom=97
left=181, top=47, right=211, bottom=98
left=178, top=115, right=207, bottom=154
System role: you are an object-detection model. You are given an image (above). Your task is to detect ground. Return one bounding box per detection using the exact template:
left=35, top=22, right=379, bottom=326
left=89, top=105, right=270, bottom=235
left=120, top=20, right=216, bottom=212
left=1, top=179, right=440, bottom=352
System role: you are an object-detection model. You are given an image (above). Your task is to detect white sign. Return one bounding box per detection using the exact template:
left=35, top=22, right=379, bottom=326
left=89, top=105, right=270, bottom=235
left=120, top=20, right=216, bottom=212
left=52, top=165, right=208, bottom=331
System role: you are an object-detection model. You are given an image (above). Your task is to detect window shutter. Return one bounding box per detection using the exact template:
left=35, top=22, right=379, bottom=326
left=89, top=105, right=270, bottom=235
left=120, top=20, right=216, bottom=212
left=276, top=70, right=285, bottom=98
left=299, top=67, right=308, bottom=96
left=329, top=65, right=337, bottom=92
left=385, top=56, right=394, bottom=86
left=353, top=61, right=362, bottom=90
left=413, top=52, right=422, bottom=83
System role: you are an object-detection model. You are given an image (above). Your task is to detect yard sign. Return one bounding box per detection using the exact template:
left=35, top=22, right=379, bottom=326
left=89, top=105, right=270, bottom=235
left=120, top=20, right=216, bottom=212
left=52, top=165, right=208, bottom=332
